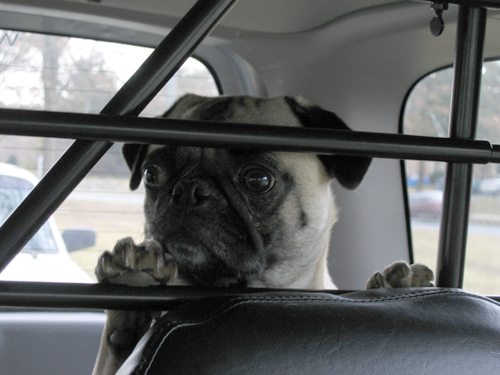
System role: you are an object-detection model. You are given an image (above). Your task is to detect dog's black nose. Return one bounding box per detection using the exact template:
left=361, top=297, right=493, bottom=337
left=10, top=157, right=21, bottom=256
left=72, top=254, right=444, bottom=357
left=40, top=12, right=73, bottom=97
left=171, top=179, right=211, bottom=209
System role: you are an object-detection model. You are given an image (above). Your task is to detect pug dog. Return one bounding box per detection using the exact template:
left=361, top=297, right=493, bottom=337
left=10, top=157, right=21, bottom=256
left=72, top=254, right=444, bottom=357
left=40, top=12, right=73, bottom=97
left=92, top=94, right=433, bottom=375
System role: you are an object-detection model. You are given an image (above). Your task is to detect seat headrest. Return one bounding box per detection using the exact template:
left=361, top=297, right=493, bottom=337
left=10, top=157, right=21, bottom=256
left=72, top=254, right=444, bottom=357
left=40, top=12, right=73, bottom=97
left=117, top=288, right=500, bottom=374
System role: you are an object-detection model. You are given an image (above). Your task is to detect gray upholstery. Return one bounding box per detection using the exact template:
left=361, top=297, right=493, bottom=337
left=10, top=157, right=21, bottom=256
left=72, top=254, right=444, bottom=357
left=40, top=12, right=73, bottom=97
left=116, top=288, right=500, bottom=374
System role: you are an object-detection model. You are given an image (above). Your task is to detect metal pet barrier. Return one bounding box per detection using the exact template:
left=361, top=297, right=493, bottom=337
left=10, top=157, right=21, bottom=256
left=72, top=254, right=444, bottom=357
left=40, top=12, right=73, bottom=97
left=0, top=0, right=499, bottom=309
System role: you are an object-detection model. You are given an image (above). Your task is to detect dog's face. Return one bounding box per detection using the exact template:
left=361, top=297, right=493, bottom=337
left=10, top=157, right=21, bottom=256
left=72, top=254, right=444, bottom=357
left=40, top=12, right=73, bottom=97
left=123, top=95, right=371, bottom=288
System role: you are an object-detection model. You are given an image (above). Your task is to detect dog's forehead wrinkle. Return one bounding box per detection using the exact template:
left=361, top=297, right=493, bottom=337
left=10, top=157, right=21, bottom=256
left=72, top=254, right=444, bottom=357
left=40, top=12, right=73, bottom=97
left=167, top=95, right=302, bottom=128
left=176, top=148, right=235, bottom=179
left=228, top=98, right=302, bottom=127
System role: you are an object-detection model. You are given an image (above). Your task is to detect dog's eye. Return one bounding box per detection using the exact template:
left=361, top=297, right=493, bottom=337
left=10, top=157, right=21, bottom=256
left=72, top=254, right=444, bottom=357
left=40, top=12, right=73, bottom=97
left=144, top=165, right=167, bottom=189
left=239, top=166, right=275, bottom=194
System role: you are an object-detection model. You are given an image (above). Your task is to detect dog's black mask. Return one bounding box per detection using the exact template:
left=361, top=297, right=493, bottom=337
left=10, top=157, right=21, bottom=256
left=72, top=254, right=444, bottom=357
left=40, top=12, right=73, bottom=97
left=137, top=146, right=292, bottom=287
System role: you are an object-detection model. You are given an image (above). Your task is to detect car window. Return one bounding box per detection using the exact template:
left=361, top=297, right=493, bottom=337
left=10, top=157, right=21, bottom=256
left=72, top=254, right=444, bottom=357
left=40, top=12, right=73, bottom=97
left=0, top=29, right=220, bottom=282
left=403, top=61, right=500, bottom=295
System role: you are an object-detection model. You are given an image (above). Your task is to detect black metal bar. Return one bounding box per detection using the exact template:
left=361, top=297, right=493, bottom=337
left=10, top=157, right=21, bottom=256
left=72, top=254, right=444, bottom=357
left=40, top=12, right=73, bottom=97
left=493, top=144, right=500, bottom=161
left=417, top=0, right=500, bottom=9
left=0, top=281, right=498, bottom=310
left=436, top=6, right=487, bottom=288
left=0, top=0, right=238, bottom=272
left=0, top=281, right=346, bottom=311
left=0, top=108, right=497, bottom=164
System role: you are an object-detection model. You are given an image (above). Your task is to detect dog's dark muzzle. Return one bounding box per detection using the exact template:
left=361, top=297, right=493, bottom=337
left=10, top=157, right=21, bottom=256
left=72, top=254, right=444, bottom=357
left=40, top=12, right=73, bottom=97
left=147, top=173, right=267, bottom=286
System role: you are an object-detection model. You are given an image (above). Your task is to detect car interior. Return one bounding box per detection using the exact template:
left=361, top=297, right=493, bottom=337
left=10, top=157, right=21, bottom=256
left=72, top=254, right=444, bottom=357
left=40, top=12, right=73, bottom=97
left=1, top=0, right=500, bottom=374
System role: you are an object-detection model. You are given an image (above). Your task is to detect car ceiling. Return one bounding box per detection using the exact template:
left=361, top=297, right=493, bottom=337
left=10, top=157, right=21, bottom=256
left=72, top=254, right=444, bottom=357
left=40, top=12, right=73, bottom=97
left=2, top=1, right=500, bottom=65
left=14, top=0, right=403, bottom=34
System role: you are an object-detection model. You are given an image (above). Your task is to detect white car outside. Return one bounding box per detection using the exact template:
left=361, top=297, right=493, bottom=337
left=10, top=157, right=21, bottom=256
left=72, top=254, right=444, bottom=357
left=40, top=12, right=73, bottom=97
left=0, top=162, right=93, bottom=283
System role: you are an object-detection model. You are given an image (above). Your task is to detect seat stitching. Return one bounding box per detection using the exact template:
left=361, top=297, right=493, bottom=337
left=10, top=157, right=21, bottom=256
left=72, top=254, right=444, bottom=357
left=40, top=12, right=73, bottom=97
left=137, top=289, right=498, bottom=374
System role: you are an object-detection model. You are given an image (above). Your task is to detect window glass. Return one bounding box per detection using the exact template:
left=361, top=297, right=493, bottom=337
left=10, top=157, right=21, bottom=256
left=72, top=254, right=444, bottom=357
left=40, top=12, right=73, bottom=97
left=0, top=30, right=219, bottom=283
left=403, top=61, right=500, bottom=295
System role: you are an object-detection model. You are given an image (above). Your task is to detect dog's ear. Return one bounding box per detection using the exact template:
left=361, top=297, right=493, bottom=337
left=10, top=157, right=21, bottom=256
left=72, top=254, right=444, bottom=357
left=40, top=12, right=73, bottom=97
left=285, top=96, right=372, bottom=190
left=122, top=143, right=148, bottom=190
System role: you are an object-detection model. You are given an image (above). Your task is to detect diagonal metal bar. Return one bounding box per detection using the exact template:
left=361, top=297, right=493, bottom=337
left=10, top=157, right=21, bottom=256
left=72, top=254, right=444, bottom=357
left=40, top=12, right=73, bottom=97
left=0, top=108, right=498, bottom=164
left=436, top=6, right=487, bottom=288
left=0, top=0, right=238, bottom=272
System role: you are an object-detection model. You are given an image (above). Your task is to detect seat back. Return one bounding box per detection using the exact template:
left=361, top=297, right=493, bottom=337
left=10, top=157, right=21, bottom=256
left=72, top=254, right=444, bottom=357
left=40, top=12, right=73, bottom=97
left=116, top=288, right=500, bottom=374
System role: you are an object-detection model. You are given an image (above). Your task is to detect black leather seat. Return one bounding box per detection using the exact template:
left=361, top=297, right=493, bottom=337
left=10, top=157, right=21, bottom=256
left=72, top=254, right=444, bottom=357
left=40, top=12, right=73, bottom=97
left=116, top=288, right=500, bottom=374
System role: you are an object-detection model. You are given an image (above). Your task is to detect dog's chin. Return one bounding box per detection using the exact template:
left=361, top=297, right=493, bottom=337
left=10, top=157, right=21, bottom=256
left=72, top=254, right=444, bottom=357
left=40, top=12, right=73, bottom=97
left=159, top=235, right=264, bottom=287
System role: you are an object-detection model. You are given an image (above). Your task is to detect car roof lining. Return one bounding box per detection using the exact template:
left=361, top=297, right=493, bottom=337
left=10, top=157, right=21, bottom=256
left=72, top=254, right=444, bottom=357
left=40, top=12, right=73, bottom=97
left=2, top=0, right=404, bottom=34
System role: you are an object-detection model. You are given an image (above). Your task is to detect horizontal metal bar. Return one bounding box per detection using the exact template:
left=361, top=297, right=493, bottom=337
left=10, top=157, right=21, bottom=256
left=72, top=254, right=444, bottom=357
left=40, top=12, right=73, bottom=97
left=417, top=0, right=500, bottom=9
left=493, top=144, right=500, bottom=161
left=0, top=281, right=346, bottom=311
left=0, top=282, right=498, bottom=310
left=0, top=108, right=497, bottom=163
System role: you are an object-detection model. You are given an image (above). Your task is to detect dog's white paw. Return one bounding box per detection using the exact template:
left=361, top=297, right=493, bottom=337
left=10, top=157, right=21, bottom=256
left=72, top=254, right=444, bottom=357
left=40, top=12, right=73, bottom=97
left=366, top=261, right=434, bottom=289
left=95, top=237, right=177, bottom=286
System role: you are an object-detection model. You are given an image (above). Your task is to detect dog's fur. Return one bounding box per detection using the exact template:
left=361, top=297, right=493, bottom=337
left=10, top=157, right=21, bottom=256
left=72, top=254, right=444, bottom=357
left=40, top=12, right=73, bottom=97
left=92, top=94, right=432, bottom=375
